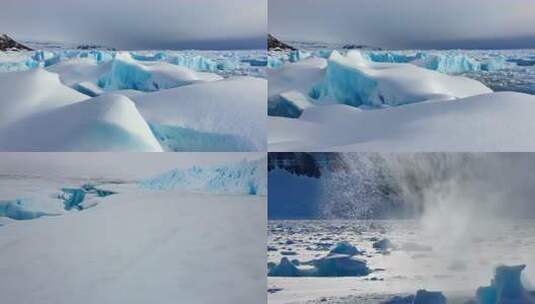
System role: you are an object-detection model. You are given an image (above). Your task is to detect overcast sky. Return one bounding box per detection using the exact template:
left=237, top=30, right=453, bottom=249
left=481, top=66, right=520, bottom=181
left=0, top=153, right=263, bottom=180
left=1, top=0, right=266, bottom=50
left=269, top=0, right=535, bottom=49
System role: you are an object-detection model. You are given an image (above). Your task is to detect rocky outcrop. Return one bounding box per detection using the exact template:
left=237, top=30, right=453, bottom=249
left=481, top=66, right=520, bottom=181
left=0, top=34, right=32, bottom=51
left=268, top=34, right=296, bottom=51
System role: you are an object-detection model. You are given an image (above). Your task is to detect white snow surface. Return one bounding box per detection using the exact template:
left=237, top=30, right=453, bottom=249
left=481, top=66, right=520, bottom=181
left=0, top=50, right=266, bottom=151
left=269, top=51, right=535, bottom=151
left=0, top=186, right=266, bottom=304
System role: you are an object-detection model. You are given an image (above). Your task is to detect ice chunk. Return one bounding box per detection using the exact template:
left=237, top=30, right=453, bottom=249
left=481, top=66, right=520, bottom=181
left=167, top=54, right=218, bottom=72
left=268, top=257, right=302, bottom=277
left=312, top=254, right=371, bottom=277
left=476, top=264, right=535, bottom=304
left=413, top=290, right=447, bottom=304
left=74, top=81, right=104, bottom=97
left=373, top=238, right=395, bottom=251
left=288, top=50, right=311, bottom=62
left=131, top=52, right=167, bottom=62
left=328, top=241, right=362, bottom=256
left=412, top=53, right=481, bottom=74
left=311, top=50, right=491, bottom=107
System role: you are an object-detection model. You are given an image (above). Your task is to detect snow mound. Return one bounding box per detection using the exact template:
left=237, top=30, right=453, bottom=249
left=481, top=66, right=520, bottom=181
left=0, top=68, right=87, bottom=127
left=131, top=77, right=266, bottom=151
left=311, top=50, right=491, bottom=107
left=0, top=94, right=163, bottom=151
left=98, top=52, right=222, bottom=92
left=269, top=92, right=535, bottom=151
left=140, top=158, right=266, bottom=196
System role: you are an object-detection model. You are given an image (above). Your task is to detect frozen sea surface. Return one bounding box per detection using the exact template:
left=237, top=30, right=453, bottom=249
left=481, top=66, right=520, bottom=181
left=268, top=220, right=535, bottom=304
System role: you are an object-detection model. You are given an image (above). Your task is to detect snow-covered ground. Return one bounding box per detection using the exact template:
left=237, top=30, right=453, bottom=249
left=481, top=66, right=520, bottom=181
left=268, top=220, right=535, bottom=304
left=0, top=155, right=266, bottom=304
left=0, top=49, right=266, bottom=151
left=268, top=48, right=535, bottom=151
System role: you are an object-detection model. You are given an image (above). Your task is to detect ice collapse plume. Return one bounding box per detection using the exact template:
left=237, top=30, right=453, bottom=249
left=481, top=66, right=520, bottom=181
left=140, top=158, right=266, bottom=196
left=319, top=153, right=535, bottom=222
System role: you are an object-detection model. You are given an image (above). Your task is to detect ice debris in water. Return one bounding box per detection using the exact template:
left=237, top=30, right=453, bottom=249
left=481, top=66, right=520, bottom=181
left=328, top=241, right=362, bottom=256
left=268, top=241, right=371, bottom=277
left=140, top=158, right=266, bottom=196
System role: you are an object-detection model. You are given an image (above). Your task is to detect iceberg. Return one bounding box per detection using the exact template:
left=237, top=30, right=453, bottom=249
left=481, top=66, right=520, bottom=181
left=97, top=52, right=221, bottom=92
left=167, top=54, right=219, bottom=72
left=310, top=50, right=491, bottom=107
left=476, top=265, right=535, bottom=304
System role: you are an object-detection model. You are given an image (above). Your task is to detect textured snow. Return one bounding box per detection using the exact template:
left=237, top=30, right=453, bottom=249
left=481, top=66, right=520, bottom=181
left=0, top=179, right=265, bottom=304
left=141, top=158, right=267, bottom=196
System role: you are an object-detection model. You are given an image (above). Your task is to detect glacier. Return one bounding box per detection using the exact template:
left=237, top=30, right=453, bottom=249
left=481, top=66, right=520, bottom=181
left=140, top=158, right=267, bottom=196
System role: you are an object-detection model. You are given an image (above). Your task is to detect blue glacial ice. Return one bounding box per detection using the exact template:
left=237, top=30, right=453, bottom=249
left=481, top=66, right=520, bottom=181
left=131, top=52, right=167, bottom=62
left=476, top=264, right=535, bottom=304
left=149, top=123, right=257, bottom=152
left=167, top=54, right=219, bottom=72
left=59, top=184, right=116, bottom=210
left=97, top=53, right=204, bottom=91
left=140, top=158, right=267, bottom=196
left=309, top=51, right=378, bottom=107
left=0, top=198, right=56, bottom=220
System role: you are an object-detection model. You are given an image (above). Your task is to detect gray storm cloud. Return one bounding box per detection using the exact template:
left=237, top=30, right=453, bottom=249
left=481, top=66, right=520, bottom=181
left=0, top=0, right=266, bottom=49
left=269, top=0, right=535, bottom=49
